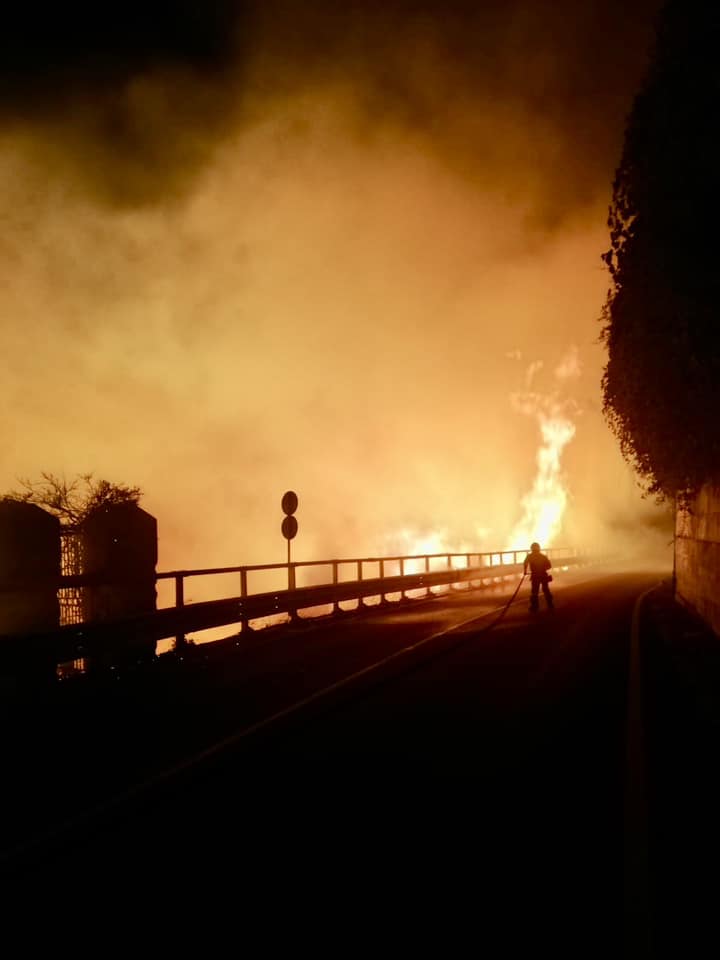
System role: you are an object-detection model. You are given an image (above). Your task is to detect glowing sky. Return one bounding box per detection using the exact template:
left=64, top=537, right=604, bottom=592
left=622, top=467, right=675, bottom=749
left=1, top=1, right=671, bottom=570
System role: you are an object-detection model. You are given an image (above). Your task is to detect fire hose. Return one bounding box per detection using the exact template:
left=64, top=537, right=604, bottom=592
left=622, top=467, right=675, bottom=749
left=488, top=572, right=527, bottom=629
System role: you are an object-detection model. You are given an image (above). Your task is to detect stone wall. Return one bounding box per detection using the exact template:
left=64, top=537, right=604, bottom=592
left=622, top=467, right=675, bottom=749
left=0, top=500, right=60, bottom=635
left=675, top=483, right=720, bottom=637
left=80, top=502, right=157, bottom=623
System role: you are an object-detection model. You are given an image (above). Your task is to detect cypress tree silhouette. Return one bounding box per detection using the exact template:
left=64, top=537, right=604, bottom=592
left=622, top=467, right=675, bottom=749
left=602, top=1, right=720, bottom=501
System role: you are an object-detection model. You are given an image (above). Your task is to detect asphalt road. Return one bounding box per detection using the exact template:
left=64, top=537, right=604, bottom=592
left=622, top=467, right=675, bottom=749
left=6, top=563, right=718, bottom=954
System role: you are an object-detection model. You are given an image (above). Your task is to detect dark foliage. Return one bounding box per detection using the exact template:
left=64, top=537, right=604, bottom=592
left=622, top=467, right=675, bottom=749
left=601, top=1, right=720, bottom=501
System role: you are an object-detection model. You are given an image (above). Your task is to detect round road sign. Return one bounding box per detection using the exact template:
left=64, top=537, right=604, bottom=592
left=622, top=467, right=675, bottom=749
left=282, top=515, right=298, bottom=540
left=282, top=490, right=298, bottom=515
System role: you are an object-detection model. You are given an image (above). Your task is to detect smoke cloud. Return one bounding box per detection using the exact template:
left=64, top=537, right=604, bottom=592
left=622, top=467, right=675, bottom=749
left=1, top=1, right=671, bottom=575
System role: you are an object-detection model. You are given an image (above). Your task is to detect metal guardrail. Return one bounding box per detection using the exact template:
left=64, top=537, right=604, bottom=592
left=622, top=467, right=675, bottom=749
left=0, top=547, right=586, bottom=673
left=157, top=547, right=580, bottom=643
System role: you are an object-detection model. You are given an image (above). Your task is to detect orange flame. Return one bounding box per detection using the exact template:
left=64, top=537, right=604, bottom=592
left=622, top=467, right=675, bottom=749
left=509, top=408, right=576, bottom=550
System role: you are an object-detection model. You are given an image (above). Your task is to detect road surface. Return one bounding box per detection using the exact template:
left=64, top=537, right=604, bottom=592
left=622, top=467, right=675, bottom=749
left=3, top=563, right=718, bottom=954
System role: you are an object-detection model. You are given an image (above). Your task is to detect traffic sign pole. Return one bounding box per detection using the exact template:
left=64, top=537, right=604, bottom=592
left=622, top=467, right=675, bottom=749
left=281, top=491, right=299, bottom=620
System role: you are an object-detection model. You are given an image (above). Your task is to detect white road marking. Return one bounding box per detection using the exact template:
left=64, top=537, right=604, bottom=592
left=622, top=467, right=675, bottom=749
left=624, top=584, right=655, bottom=957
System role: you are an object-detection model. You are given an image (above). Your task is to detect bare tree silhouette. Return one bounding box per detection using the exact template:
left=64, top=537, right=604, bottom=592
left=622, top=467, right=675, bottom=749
left=3, top=473, right=142, bottom=527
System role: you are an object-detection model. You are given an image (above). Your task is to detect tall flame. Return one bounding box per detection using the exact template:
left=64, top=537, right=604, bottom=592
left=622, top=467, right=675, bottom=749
left=508, top=348, right=580, bottom=551
left=509, top=411, right=576, bottom=550
left=390, top=349, right=580, bottom=558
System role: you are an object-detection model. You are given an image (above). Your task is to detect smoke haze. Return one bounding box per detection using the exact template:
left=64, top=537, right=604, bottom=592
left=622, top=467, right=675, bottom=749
left=0, top=1, right=671, bottom=571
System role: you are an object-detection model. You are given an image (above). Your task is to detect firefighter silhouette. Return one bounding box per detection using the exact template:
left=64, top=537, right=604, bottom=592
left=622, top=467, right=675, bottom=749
left=523, top=542, right=554, bottom=611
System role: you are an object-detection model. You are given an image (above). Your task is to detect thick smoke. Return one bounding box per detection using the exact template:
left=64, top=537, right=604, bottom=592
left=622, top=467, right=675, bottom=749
left=0, top=1, right=670, bottom=574
left=0, top=1, right=658, bottom=207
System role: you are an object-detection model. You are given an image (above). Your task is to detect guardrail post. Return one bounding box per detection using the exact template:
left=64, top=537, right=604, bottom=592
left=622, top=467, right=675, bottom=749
left=400, top=557, right=408, bottom=600
left=332, top=561, right=341, bottom=616
left=174, top=573, right=186, bottom=651
left=288, top=563, right=300, bottom=624
left=448, top=553, right=456, bottom=592
left=239, top=568, right=252, bottom=635
left=380, top=559, right=389, bottom=606
left=357, top=559, right=367, bottom=610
